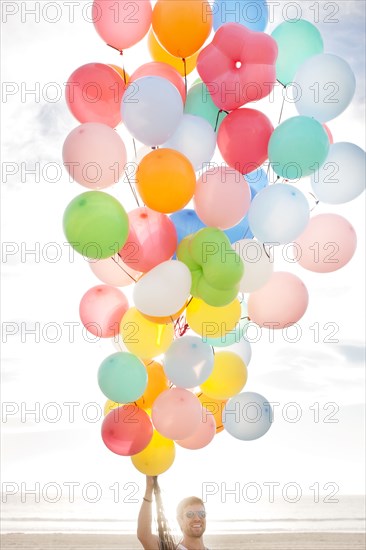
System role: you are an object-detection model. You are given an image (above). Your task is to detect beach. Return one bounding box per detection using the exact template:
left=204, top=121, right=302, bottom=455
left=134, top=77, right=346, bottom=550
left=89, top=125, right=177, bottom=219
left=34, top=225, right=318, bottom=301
left=1, top=533, right=365, bottom=550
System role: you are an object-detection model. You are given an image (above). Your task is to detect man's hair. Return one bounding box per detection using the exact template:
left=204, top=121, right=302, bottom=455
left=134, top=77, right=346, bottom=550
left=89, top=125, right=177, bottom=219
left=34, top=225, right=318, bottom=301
left=176, top=497, right=205, bottom=519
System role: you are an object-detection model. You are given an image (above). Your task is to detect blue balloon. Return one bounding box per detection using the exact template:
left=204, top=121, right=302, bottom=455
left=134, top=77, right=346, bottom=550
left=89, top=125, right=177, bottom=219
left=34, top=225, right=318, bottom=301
left=224, top=215, right=253, bottom=242
left=245, top=168, right=268, bottom=199
left=170, top=210, right=205, bottom=249
left=213, top=0, right=268, bottom=32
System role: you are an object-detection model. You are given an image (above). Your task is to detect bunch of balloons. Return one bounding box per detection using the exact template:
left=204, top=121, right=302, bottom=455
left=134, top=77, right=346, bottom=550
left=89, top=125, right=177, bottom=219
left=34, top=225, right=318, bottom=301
left=62, top=0, right=365, bottom=476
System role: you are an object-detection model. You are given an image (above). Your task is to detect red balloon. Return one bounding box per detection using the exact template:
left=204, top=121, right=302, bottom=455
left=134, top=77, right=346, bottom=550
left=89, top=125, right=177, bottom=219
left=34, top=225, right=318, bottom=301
left=65, top=63, right=126, bottom=128
left=130, top=62, right=186, bottom=103
left=119, top=207, right=177, bottom=272
left=101, top=405, right=153, bottom=456
left=218, top=109, right=274, bottom=174
left=197, top=23, right=277, bottom=111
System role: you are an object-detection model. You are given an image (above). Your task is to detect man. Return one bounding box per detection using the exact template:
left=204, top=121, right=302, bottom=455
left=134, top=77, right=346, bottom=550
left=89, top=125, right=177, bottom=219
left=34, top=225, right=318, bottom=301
left=137, top=476, right=209, bottom=550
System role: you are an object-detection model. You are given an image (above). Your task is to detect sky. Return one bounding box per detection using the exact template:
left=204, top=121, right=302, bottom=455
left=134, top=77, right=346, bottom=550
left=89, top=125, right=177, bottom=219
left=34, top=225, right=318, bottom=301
left=1, top=0, right=365, bottom=529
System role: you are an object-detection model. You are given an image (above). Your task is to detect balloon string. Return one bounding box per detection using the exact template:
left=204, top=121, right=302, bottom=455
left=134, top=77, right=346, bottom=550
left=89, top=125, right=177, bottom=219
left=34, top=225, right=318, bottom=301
left=309, top=192, right=320, bottom=211
left=123, top=168, right=140, bottom=207
left=182, top=58, right=187, bottom=97
left=214, top=110, right=222, bottom=132
left=107, top=43, right=123, bottom=55
left=262, top=243, right=271, bottom=260
left=112, top=255, right=137, bottom=282
left=278, top=89, right=286, bottom=125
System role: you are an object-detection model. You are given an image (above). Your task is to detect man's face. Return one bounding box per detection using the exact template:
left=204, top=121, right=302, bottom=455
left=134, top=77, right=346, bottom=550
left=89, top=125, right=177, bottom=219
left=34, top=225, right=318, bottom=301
left=178, top=504, right=207, bottom=538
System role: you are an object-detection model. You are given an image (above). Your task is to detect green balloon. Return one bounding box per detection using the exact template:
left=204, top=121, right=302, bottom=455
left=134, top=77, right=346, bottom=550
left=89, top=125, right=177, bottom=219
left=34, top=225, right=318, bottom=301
left=271, top=19, right=324, bottom=86
left=98, top=352, right=147, bottom=404
left=268, top=116, right=329, bottom=180
left=177, top=228, right=244, bottom=307
left=63, top=191, right=129, bottom=259
left=185, top=83, right=228, bottom=132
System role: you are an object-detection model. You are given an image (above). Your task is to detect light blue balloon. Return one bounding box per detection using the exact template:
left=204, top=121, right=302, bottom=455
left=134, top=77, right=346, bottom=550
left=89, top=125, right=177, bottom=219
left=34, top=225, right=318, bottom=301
left=213, top=0, right=268, bottom=32
left=223, top=392, right=273, bottom=441
left=204, top=301, right=250, bottom=348
left=163, top=336, right=214, bottom=388
left=311, top=142, right=366, bottom=204
left=245, top=168, right=268, bottom=199
left=248, top=184, right=310, bottom=245
left=224, top=214, right=254, bottom=242
left=98, top=352, right=147, bottom=404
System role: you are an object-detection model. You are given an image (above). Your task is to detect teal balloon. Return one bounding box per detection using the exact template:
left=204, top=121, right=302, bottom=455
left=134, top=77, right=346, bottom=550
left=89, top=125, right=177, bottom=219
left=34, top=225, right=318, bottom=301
left=185, top=83, right=228, bottom=132
left=98, top=352, right=147, bottom=403
left=268, top=116, right=329, bottom=180
left=63, top=191, right=129, bottom=259
left=271, top=19, right=324, bottom=86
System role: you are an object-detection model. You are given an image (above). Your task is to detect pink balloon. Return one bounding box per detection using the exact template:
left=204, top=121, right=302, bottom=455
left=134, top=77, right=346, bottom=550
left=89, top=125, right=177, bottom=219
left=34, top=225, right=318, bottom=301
left=194, top=166, right=251, bottom=229
left=176, top=408, right=216, bottom=449
left=152, top=388, right=202, bottom=440
left=130, top=62, right=186, bottom=103
left=197, top=23, right=277, bottom=111
left=323, top=124, right=334, bottom=144
left=92, top=0, right=152, bottom=51
left=218, top=109, right=274, bottom=175
left=89, top=254, right=141, bottom=286
left=63, top=123, right=127, bottom=190
left=102, top=405, right=153, bottom=456
left=294, top=214, right=357, bottom=273
left=65, top=63, right=126, bottom=128
left=248, top=272, right=309, bottom=329
left=119, top=207, right=177, bottom=272
left=79, top=285, right=129, bottom=338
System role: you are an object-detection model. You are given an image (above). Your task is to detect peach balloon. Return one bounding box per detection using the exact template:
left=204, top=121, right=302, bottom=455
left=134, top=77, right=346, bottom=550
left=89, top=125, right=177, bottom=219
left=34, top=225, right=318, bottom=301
left=147, top=30, right=199, bottom=76
left=89, top=254, right=140, bottom=287
left=130, top=62, right=186, bottom=103
left=248, top=272, right=309, bottom=329
left=152, top=0, right=212, bottom=58
left=176, top=408, right=216, bottom=449
left=119, top=207, right=177, bottom=272
left=63, top=123, right=127, bottom=190
left=152, top=388, right=202, bottom=440
left=136, top=149, right=196, bottom=214
left=194, top=166, right=251, bottom=229
left=79, top=285, right=129, bottom=338
left=294, top=214, right=357, bottom=273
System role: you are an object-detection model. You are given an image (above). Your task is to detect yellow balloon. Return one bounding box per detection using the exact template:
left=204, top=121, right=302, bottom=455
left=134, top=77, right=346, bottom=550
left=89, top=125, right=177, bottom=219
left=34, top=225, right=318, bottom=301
left=108, top=64, right=130, bottom=84
left=131, top=430, right=175, bottom=476
left=147, top=30, right=198, bottom=76
left=200, top=352, right=248, bottom=400
left=197, top=392, right=227, bottom=434
left=120, top=308, right=174, bottom=359
left=104, top=399, right=122, bottom=416
left=186, top=298, right=241, bottom=339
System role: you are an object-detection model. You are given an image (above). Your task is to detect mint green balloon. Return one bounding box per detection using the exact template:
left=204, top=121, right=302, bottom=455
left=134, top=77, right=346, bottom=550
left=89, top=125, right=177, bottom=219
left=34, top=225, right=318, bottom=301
left=63, top=191, right=129, bottom=259
left=271, top=19, right=324, bottom=86
left=268, top=116, right=329, bottom=180
left=98, top=352, right=147, bottom=404
left=185, top=83, right=227, bottom=132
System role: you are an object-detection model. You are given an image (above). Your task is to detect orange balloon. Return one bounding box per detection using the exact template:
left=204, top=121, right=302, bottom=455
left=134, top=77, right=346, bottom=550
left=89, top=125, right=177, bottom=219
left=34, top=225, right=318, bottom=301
left=108, top=65, right=129, bottom=84
left=152, top=0, right=212, bottom=58
left=147, top=30, right=199, bottom=76
left=136, top=149, right=196, bottom=213
left=135, top=361, right=170, bottom=409
left=197, top=392, right=227, bottom=434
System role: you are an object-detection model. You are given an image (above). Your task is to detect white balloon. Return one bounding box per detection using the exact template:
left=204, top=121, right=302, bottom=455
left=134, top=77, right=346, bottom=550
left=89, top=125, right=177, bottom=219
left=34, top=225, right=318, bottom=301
left=248, top=184, right=310, bottom=245
left=223, top=392, right=273, bottom=441
left=121, top=76, right=183, bottom=146
left=222, top=338, right=252, bottom=367
left=163, top=336, right=214, bottom=388
left=133, top=260, right=191, bottom=317
left=311, top=142, right=366, bottom=204
left=293, top=54, right=356, bottom=122
left=163, top=114, right=216, bottom=171
left=234, top=239, right=274, bottom=293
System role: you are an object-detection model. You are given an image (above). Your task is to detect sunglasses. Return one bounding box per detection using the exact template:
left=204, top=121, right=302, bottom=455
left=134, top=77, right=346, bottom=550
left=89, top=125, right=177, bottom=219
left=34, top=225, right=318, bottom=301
left=185, top=510, right=206, bottom=519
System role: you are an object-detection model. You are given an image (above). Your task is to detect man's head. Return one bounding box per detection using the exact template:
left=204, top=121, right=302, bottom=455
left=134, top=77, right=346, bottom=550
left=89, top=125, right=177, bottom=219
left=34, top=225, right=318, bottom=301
left=176, top=497, right=206, bottom=539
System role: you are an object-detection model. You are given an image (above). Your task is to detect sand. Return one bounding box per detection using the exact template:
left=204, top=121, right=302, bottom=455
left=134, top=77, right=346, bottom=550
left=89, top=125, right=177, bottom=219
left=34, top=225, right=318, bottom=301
left=1, top=533, right=365, bottom=550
